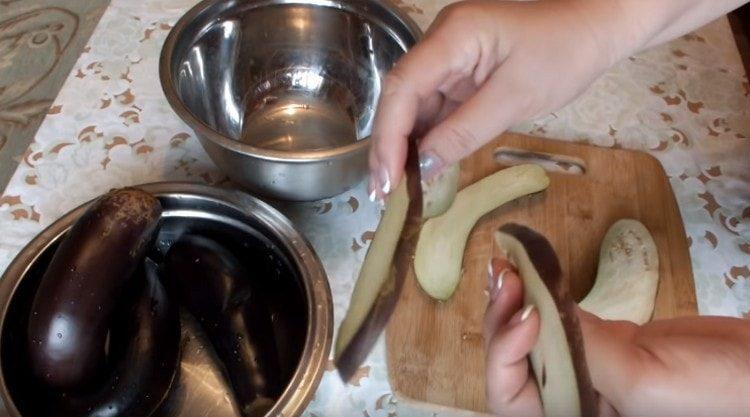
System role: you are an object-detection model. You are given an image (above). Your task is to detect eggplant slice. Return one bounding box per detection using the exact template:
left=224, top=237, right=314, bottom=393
left=415, top=164, right=550, bottom=300
left=579, top=219, right=659, bottom=325
left=335, top=140, right=424, bottom=382
left=494, top=223, right=598, bottom=417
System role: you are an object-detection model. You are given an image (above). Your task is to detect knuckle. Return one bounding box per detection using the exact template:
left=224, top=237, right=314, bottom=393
left=382, top=70, right=410, bottom=97
left=439, top=121, right=480, bottom=157
left=439, top=1, right=475, bottom=23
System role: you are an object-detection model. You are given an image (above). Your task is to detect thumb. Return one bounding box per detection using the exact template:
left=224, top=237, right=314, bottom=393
left=418, top=60, right=538, bottom=178
left=485, top=304, right=543, bottom=417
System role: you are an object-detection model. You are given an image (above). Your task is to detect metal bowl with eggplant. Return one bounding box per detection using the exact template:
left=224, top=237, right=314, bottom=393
left=0, top=183, right=333, bottom=417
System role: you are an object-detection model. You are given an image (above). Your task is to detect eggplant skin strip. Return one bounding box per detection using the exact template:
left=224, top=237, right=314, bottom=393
left=496, top=223, right=598, bottom=417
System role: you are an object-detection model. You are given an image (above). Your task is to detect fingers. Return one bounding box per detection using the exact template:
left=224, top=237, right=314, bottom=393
left=368, top=30, right=462, bottom=200
left=485, top=303, right=543, bottom=417
left=483, top=257, right=543, bottom=417
left=576, top=308, right=642, bottom=411
left=418, top=57, right=540, bottom=178
left=368, top=3, right=494, bottom=198
left=483, top=258, right=523, bottom=348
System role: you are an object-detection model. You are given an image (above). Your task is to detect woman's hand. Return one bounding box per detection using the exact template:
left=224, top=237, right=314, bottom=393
left=484, top=257, right=750, bottom=417
left=367, top=0, right=748, bottom=200
left=368, top=0, right=616, bottom=199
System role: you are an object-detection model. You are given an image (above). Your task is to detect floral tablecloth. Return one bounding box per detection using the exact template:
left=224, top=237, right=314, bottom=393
left=0, top=0, right=748, bottom=416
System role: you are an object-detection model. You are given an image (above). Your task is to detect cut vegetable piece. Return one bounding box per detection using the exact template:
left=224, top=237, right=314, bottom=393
left=579, top=219, right=658, bottom=325
left=335, top=143, right=423, bottom=382
left=495, top=224, right=597, bottom=417
left=334, top=181, right=407, bottom=361
left=422, top=163, right=459, bottom=218
left=414, top=164, right=550, bottom=300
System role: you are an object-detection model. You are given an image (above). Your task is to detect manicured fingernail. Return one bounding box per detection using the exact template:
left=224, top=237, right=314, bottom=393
left=368, top=188, right=377, bottom=202
left=419, top=150, right=444, bottom=181
left=521, top=304, right=535, bottom=321
left=487, top=260, right=505, bottom=302
left=378, top=167, right=391, bottom=195
left=512, top=304, right=535, bottom=324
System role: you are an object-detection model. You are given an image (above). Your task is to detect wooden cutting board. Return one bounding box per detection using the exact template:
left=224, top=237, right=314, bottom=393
left=385, top=133, right=697, bottom=414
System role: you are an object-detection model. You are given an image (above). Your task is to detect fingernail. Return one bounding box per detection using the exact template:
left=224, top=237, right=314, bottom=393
left=419, top=150, right=444, bottom=181
left=368, top=173, right=380, bottom=202
left=378, top=166, right=391, bottom=195
left=487, top=260, right=505, bottom=302
left=521, top=304, right=535, bottom=321
left=511, top=304, right=535, bottom=325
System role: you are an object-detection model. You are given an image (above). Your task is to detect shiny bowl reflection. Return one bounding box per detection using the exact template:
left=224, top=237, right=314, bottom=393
left=160, top=0, right=421, bottom=200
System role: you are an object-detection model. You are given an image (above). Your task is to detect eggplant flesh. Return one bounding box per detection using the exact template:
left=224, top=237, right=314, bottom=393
left=495, top=224, right=598, bottom=417
left=164, top=235, right=283, bottom=416
left=26, top=188, right=162, bottom=391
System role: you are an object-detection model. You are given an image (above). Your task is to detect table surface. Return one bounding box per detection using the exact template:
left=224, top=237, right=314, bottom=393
left=0, top=0, right=749, bottom=416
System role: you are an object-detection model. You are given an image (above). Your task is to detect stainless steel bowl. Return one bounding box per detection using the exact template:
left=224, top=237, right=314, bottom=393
left=0, top=183, right=333, bottom=417
left=160, top=0, right=421, bottom=201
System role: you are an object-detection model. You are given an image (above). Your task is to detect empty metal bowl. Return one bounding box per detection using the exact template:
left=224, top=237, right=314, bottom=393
left=0, top=183, right=333, bottom=417
left=160, top=0, right=421, bottom=201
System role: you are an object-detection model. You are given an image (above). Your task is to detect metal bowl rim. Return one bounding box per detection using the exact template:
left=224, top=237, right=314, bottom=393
left=159, top=0, right=423, bottom=163
left=0, top=182, right=334, bottom=417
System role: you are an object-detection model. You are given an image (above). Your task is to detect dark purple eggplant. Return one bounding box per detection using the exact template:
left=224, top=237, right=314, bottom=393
left=47, top=258, right=181, bottom=417
left=164, top=235, right=282, bottom=416
left=27, top=188, right=162, bottom=390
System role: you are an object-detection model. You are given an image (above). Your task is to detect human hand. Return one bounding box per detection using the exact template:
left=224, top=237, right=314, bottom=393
left=483, top=258, right=544, bottom=417
left=484, top=257, right=750, bottom=417
left=368, top=0, right=619, bottom=199
left=367, top=0, right=747, bottom=200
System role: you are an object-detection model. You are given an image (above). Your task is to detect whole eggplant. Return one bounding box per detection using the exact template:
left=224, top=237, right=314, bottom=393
left=27, top=188, right=162, bottom=390
left=164, top=235, right=282, bottom=416
left=47, top=258, right=181, bottom=417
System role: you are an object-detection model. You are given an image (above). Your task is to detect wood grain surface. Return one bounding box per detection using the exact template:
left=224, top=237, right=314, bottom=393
left=385, top=133, right=697, bottom=413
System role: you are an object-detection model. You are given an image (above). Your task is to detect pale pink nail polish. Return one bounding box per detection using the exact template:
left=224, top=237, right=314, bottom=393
left=511, top=304, right=535, bottom=325
left=368, top=173, right=380, bottom=202
left=378, top=166, right=391, bottom=195
left=487, top=260, right=505, bottom=302
left=419, top=150, right=444, bottom=181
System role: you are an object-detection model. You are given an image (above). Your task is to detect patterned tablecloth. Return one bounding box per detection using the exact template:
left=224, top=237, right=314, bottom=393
left=0, top=0, right=749, bottom=416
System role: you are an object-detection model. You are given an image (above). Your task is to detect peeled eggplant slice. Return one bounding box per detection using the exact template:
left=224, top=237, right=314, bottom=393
left=422, top=163, right=460, bottom=218
left=494, top=224, right=598, bottom=417
left=579, top=219, right=658, bottom=325
left=415, top=164, right=550, bottom=300
left=335, top=142, right=423, bottom=381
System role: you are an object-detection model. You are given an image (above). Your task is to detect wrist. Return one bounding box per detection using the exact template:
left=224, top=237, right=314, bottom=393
left=584, top=0, right=750, bottom=63
left=567, top=0, right=643, bottom=69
